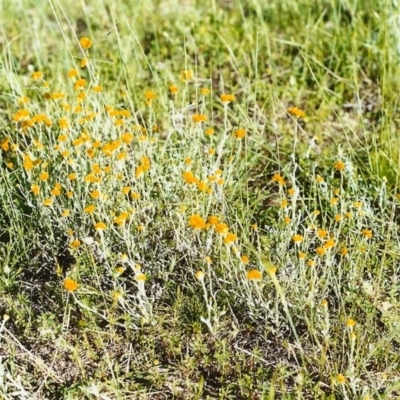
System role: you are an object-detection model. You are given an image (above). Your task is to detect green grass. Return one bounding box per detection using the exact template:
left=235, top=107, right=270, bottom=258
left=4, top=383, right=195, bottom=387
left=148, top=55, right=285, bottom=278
left=1, top=0, right=400, bottom=398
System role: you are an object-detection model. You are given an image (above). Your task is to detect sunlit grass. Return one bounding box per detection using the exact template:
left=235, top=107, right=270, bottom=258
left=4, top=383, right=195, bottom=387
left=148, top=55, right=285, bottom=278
left=1, top=0, right=400, bottom=398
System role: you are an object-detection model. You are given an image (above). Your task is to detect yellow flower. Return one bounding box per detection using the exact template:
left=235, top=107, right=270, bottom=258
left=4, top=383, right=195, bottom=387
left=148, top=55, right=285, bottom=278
left=90, top=190, right=101, bottom=199
left=169, top=84, right=178, bottom=94
left=189, top=214, right=206, bottom=229
left=272, top=173, right=285, bottom=186
left=68, top=173, right=77, bottom=181
left=195, top=271, right=205, bottom=281
left=62, top=210, right=70, bottom=217
left=136, top=273, right=146, bottom=282
left=340, top=247, right=348, bottom=256
left=64, top=277, right=78, bottom=291
left=201, top=88, right=210, bottom=95
left=334, top=161, right=345, bottom=171
left=43, top=198, right=53, bottom=206
left=181, top=70, right=193, bottom=82
left=216, top=222, right=229, bottom=234
left=79, top=37, right=93, bottom=49
left=346, top=318, right=356, bottom=328
left=361, top=229, right=373, bottom=239
left=31, top=71, right=43, bottom=80
left=192, top=114, right=208, bottom=123
left=246, top=269, right=262, bottom=281
left=220, top=94, right=236, bottom=103
left=145, top=90, right=156, bottom=100
left=316, top=247, right=326, bottom=256
left=70, top=240, right=81, bottom=248
left=31, top=184, right=40, bottom=195
left=224, top=232, right=237, bottom=245
left=68, top=68, right=78, bottom=78
left=298, top=252, right=306, bottom=259
left=337, top=374, right=346, bottom=384
left=317, top=229, right=328, bottom=238
left=287, top=107, right=305, bottom=118
left=80, top=58, right=88, bottom=68
left=316, top=175, right=324, bottom=183
left=94, top=221, right=107, bottom=231
left=292, top=234, right=304, bottom=244
left=323, top=238, right=335, bottom=249
left=233, top=128, right=246, bottom=139
left=241, top=255, right=249, bottom=263
left=84, top=204, right=96, bottom=214
left=205, top=127, right=215, bottom=136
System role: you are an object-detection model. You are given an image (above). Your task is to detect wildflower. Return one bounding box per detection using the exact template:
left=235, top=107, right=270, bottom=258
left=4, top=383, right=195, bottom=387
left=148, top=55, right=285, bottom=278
left=284, top=216, right=291, bottom=224
left=316, top=247, right=326, bottom=256
left=145, top=90, right=156, bottom=100
left=340, top=247, right=348, bottom=256
left=335, top=214, right=342, bottom=222
left=292, top=234, right=304, bottom=244
left=224, top=232, right=237, bottom=245
left=287, top=107, right=305, bottom=118
left=281, top=199, right=288, bottom=208
left=272, top=173, right=285, bottom=186
left=362, top=229, right=373, bottom=239
left=201, top=88, right=210, bottom=95
left=136, top=273, right=146, bottom=282
left=64, top=277, right=78, bottom=292
left=208, top=215, right=219, bottom=226
left=233, top=128, right=246, bottom=139
left=251, top=223, right=258, bottom=231
left=346, top=318, right=356, bottom=328
left=43, top=198, right=53, bottom=206
left=246, top=269, right=262, bottom=281
left=334, top=161, right=345, bottom=171
left=216, top=222, right=229, bottom=234
left=68, top=68, right=78, bottom=78
left=323, top=238, right=335, bottom=249
left=192, top=114, right=207, bottom=123
left=84, top=204, right=96, bottom=214
left=94, top=221, right=107, bottom=231
left=321, top=299, right=328, bottom=307
left=79, top=37, right=93, bottom=49
left=330, top=197, right=339, bottom=205
left=316, top=175, right=324, bottom=183
left=220, top=94, right=236, bottom=103
left=337, top=374, right=346, bottom=384
left=130, top=192, right=141, bottom=200
left=74, top=79, right=87, bottom=90
left=39, top=171, right=49, bottom=181
left=62, top=210, right=70, bottom=217
left=205, top=127, right=215, bottom=136
left=189, top=214, right=206, bottom=229
left=80, top=58, right=88, bottom=68
left=205, top=256, right=212, bottom=264
left=317, top=229, right=328, bottom=238
left=183, top=170, right=198, bottom=184
left=195, top=271, right=205, bottom=281
left=169, top=84, right=178, bottom=94
left=70, top=240, right=81, bottom=248
left=298, top=252, right=306, bottom=259
left=241, top=255, right=249, bottom=263
left=66, top=191, right=73, bottom=198
left=31, top=71, right=43, bottom=80
left=181, top=70, right=193, bottom=82
left=31, top=184, right=40, bottom=195
left=307, top=259, right=316, bottom=267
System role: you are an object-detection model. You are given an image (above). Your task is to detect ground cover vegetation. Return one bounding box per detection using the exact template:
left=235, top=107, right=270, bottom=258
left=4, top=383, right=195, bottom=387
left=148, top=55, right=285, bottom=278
left=0, top=0, right=400, bottom=398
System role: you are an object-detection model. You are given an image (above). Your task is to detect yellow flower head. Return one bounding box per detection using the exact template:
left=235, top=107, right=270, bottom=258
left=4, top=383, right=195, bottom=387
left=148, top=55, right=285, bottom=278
left=79, top=37, right=93, bottom=49
left=64, top=277, right=78, bottom=292
left=246, top=269, right=262, bottom=281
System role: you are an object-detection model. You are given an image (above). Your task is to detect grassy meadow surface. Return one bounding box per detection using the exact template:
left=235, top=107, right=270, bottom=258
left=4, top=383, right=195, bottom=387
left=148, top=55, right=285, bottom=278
left=0, top=0, right=400, bottom=398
